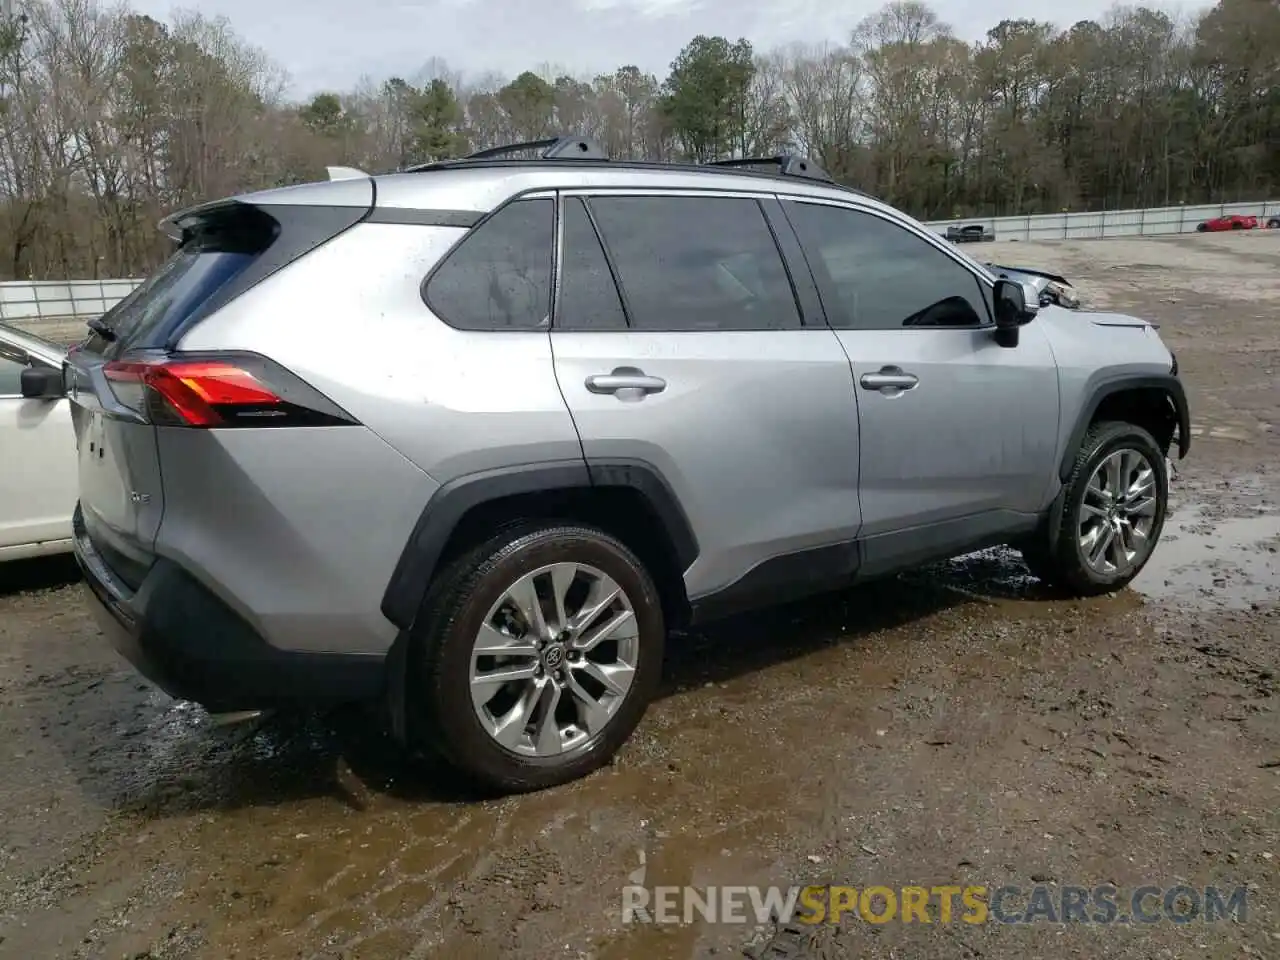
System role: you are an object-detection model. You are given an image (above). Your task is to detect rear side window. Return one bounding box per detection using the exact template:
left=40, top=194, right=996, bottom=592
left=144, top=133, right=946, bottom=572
left=426, top=198, right=554, bottom=330
left=585, top=195, right=801, bottom=332
left=556, top=197, right=627, bottom=331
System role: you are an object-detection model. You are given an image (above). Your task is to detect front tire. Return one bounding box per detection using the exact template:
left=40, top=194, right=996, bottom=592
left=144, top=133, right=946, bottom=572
left=1020, top=421, right=1169, bottom=596
left=408, top=522, right=665, bottom=793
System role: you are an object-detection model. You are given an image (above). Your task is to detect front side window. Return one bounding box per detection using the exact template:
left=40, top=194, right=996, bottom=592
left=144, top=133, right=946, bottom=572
left=584, top=195, right=801, bottom=332
left=425, top=197, right=554, bottom=330
left=785, top=201, right=991, bottom=330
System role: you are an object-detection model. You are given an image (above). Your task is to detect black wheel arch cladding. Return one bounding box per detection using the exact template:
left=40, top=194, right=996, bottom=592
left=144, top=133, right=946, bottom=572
left=379, top=458, right=699, bottom=632
left=1058, top=373, right=1190, bottom=483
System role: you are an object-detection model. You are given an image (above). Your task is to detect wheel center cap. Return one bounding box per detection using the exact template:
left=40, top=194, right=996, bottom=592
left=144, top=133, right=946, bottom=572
left=542, top=643, right=566, bottom=670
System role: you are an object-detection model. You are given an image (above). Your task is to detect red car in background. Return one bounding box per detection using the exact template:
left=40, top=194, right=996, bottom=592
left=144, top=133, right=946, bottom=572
left=1196, top=214, right=1258, bottom=232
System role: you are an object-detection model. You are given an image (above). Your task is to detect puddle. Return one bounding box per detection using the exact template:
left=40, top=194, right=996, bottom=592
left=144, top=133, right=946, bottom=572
left=11, top=506, right=1276, bottom=959
left=1131, top=503, right=1280, bottom=609
left=910, top=546, right=1141, bottom=618
left=921, top=545, right=1045, bottom=599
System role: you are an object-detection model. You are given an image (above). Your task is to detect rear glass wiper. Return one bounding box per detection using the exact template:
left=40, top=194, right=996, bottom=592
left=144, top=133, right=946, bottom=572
left=87, top=317, right=117, bottom=342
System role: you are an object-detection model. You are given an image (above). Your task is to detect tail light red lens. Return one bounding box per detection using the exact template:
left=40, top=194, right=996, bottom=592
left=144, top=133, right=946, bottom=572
left=105, top=360, right=276, bottom=426
left=102, top=354, right=355, bottom=428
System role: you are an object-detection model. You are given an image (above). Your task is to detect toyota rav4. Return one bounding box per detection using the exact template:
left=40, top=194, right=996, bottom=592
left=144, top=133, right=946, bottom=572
left=66, top=136, right=1190, bottom=793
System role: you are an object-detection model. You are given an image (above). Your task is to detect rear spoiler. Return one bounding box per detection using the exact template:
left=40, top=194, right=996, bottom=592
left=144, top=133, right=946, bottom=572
left=157, top=199, right=273, bottom=245
left=158, top=198, right=242, bottom=243
left=158, top=167, right=371, bottom=241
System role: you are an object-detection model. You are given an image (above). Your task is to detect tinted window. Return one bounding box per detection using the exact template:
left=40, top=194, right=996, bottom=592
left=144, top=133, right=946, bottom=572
left=91, top=201, right=315, bottom=357
left=586, top=196, right=800, bottom=332
left=786, top=202, right=990, bottom=330
left=557, top=197, right=627, bottom=330
left=101, top=249, right=256, bottom=350
left=426, top=198, right=554, bottom=330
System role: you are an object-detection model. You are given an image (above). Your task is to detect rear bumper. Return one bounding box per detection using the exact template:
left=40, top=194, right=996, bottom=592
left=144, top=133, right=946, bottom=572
left=73, top=505, right=385, bottom=712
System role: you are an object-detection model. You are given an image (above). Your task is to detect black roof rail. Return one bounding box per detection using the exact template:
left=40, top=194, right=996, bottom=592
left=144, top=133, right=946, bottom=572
left=391, top=139, right=873, bottom=196
left=707, top=154, right=834, bottom=184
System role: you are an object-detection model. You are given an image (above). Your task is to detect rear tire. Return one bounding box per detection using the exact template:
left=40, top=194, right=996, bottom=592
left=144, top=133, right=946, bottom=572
left=1019, top=421, right=1168, bottom=597
left=407, top=521, right=665, bottom=793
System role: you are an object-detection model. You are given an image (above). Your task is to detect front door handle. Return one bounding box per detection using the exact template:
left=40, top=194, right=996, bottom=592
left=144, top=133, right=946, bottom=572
left=585, top=367, right=667, bottom=399
left=859, top=366, right=919, bottom=392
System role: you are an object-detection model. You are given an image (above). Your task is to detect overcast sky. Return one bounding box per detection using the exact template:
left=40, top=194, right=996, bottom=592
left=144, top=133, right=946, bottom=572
left=125, top=0, right=1214, bottom=100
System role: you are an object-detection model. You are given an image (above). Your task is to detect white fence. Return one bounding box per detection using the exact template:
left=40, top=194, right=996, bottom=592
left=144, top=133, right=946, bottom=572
left=0, top=277, right=142, bottom=325
left=928, top=199, right=1279, bottom=243
left=2, top=198, right=1277, bottom=329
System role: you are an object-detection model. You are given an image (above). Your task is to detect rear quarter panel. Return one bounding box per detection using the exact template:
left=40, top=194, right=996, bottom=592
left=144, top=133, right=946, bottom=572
left=178, top=221, right=583, bottom=481
left=154, top=425, right=438, bottom=655
left=168, top=221, right=583, bottom=653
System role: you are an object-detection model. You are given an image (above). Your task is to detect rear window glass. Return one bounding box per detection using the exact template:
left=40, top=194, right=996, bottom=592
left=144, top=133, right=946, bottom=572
left=99, top=248, right=257, bottom=352
left=85, top=201, right=368, bottom=354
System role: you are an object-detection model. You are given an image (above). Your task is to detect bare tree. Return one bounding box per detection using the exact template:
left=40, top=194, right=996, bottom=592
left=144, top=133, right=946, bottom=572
left=742, top=53, right=794, bottom=156
left=1, top=0, right=1278, bottom=281
left=779, top=42, right=865, bottom=170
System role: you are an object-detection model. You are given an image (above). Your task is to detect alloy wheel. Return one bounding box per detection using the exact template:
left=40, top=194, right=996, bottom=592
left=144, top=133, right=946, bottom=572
left=1076, top=447, right=1161, bottom=576
left=468, top=562, right=639, bottom=757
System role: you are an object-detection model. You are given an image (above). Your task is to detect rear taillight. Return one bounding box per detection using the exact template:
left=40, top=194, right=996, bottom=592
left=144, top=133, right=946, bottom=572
left=102, top=353, right=356, bottom=428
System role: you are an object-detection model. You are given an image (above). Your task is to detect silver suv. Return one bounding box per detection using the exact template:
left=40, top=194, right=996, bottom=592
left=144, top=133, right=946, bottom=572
left=65, top=136, right=1190, bottom=793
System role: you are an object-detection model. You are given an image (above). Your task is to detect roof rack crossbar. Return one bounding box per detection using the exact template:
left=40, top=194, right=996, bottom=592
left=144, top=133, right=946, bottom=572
left=399, top=134, right=610, bottom=173
left=708, top=154, right=834, bottom=184
left=392, top=141, right=872, bottom=196
left=463, top=135, right=610, bottom=162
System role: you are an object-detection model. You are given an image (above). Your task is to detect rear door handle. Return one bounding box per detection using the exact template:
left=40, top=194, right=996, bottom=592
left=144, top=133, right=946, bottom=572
left=585, top=367, right=667, bottom=398
left=859, top=366, right=919, bottom=392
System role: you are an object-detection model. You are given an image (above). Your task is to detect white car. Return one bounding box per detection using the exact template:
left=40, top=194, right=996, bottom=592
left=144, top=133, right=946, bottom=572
left=0, top=321, right=76, bottom=560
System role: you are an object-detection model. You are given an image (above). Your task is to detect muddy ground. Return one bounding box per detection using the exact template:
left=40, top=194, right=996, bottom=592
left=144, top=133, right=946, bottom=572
left=1, top=231, right=1277, bottom=960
